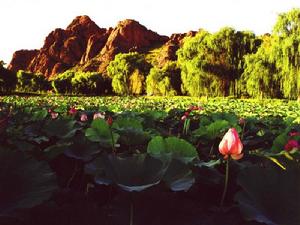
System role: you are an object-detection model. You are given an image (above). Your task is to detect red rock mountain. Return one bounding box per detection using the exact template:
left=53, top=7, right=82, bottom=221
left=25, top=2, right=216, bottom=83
left=9, top=16, right=108, bottom=77
left=8, top=16, right=190, bottom=77
left=155, top=32, right=197, bottom=66
left=95, top=19, right=168, bottom=72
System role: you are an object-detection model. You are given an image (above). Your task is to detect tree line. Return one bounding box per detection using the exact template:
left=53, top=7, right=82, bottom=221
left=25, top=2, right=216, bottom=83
left=0, top=8, right=299, bottom=99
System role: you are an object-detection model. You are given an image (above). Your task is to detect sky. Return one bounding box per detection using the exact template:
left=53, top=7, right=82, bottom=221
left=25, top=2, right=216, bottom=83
left=1, top=0, right=299, bottom=64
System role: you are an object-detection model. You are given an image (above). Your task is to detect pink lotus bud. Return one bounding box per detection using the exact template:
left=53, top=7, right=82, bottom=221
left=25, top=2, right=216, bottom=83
left=284, top=140, right=299, bottom=151
left=80, top=113, right=88, bottom=122
left=93, top=112, right=105, bottom=120
left=69, top=107, right=77, bottom=115
left=51, top=112, right=58, bottom=119
left=239, top=118, right=245, bottom=125
left=219, top=128, right=243, bottom=160
left=289, top=132, right=300, bottom=137
left=181, top=115, right=187, bottom=121
left=184, top=111, right=190, bottom=116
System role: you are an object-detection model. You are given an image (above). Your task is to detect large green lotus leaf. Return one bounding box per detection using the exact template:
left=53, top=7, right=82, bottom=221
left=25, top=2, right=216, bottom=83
left=112, top=117, right=143, bottom=130
left=235, top=163, right=300, bottom=225
left=85, top=157, right=112, bottom=185
left=192, top=120, right=230, bottom=139
left=112, top=117, right=149, bottom=146
left=147, top=136, right=198, bottom=164
left=31, top=109, right=48, bottom=121
left=85, top=119, right=119, bottom=148
left=119, top=129, right=150, bottom=146
left=147, top=136, right=167, bottom=156
left=271, top=132, right=289, bottom=153
left=43, top=142, right=72, bottom=160
left=205, top=120, right=230, bottom=140
left=165, top=137, right=199, bottom=163
left=43, top=118, right=79, bottom=139
left=144, top=110, right=168, bottom=121
left=64, top=132, right=101, bottom=161
left=0, top=147, right=57, bottom=215
left=211, top=112, right=238, bottom=125
left=101, top=153, right=169, bottom=192
left=163, top=159, right=195, bottom=192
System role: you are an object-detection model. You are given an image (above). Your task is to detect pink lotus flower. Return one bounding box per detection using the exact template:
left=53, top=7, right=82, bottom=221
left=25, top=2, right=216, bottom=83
left=69, top=107, right=77, bottom=115
left=80, top=113, right=88, bottom=122
left=284, top=140, right=299, bottom=151
left=93, top=112, right=105, bottom=120
left=219, top=128, right=243, bottom=160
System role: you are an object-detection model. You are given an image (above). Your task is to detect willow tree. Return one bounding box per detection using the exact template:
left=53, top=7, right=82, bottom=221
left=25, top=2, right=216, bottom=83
left=270, top=8, right=300, bottom=99
left=146, top=61, right=181, bottom=96
left=241, top=35, right=281, bottom=98
left=107, top=52, right=150, bottom=95
left=177, top=28, right=261, bottom=97
left=206, top=28, right=261, bottom=96
left=177, top=30, right=214, bottom=96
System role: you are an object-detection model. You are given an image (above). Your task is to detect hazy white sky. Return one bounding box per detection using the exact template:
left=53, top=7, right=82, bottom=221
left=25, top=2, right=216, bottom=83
left=1, top=0, right=299, bottom=64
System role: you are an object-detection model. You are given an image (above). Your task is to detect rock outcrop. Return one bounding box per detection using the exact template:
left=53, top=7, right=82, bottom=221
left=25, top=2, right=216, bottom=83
left=93, top=19, right=169, bottom=72
left=9, top=15, right=108, bottom=77
left=8, top=50, right=39, bottom=72
left=8, top=16, right=191, bottom=77
left=100, top=19, right=168, bottom=59
left=155, top=31, right=197, bottom=66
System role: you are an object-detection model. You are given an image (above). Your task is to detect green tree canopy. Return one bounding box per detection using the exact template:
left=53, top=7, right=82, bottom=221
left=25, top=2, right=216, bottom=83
left=242, top=8, right=300, bottom=100
left=0, top=62, right=16, bottom=93
left=271, top=8, right=300, bottom=99
left=177, top=28, right=261, bottom=97
left=16, top=70, right=50, bottom=93
left=146, top=61, right=181, bottom=96
left=241, top=35, right=281, bottom=98
left=107, top=52, right=151, bottom=95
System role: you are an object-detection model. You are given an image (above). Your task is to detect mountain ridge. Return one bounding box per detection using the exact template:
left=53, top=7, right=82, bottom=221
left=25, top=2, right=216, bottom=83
left=8, top=16, right=195, bottom=77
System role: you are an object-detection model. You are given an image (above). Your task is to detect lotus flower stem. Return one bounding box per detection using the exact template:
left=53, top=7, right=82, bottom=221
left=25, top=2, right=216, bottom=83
left=67, top=162, right=79, bottom=188
left=220, top=158, right=229, bottom=207
left=109, top=128, right=116, bottom=154
left=130, top=193, right=134, bottom=225
left=209, top=143, right=215, bottom=156
left=241, top=123, right=246, bottom=140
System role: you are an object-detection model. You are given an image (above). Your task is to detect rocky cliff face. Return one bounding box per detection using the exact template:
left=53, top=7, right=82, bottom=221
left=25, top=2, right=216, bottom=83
left=8, top=50, right=39, bottom=72
left=154, top=31, right=197, bottom=67
left=84, top=19, right=169, bottom=73
left=8, top=16, right=191, bottom=77
left=9, top=15, right=108, bottom=77
left=100, top=19, right=168, bottom=59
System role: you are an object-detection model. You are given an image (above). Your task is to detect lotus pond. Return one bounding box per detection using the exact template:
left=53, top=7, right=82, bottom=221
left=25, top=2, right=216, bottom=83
left=0, top=96, right=300, bottom=225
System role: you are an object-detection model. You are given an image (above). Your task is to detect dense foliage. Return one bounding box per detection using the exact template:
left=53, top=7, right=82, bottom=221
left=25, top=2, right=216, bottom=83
left=51, top=70, right=111, bottom=95
left=177, top=28, right=261, bottom=97
left=1, top=96, right=300, bottom=122
left=0, top=96, right=300, bottom=225
left=0, top=62, right=17, bottom=93
left=107, top=52, right=151, bottom=95
left=146, top=61, right=181, bottom=96
left=16, top=70, right=50, bottom=93
left=242, top=9, right=300, bottom=99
